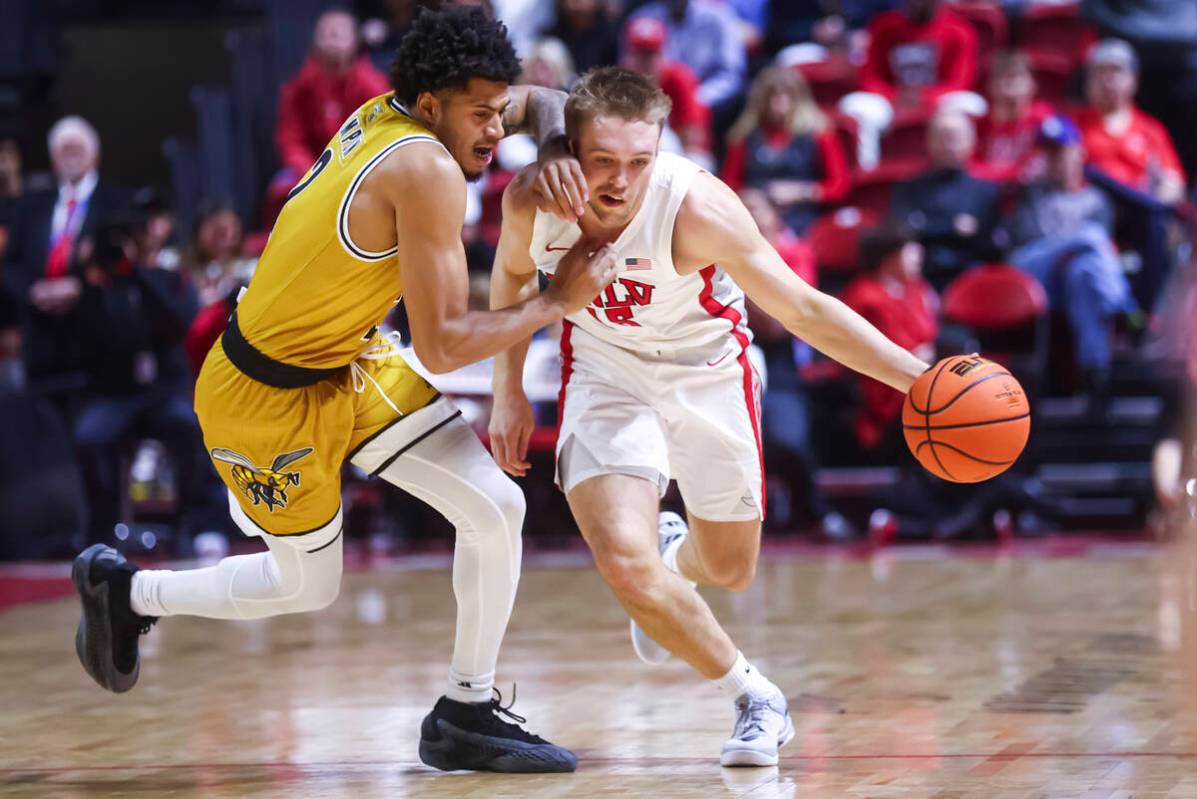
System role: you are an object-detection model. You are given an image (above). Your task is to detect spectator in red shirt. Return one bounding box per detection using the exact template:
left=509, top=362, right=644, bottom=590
left=1075, top=39, right=1186, bottom=205
left=621, top=16, right=713, bottom=169
left=1075, top=38, right=1186, bottom=310
left=842, top=222, right=939, bottom=451
left=275, top=9, right=390, bottom=178
left=975, top=50, right=1053, bottom=185
left=739, top=187, right=853, bottom=539
left=723, top=67, right=850, bottom=234
left=837, top=0, right=984, bottom=169
left=859, top=0, right=978, bottom=106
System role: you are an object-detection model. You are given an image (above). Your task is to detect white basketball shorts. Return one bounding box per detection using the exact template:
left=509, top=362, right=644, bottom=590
left=554, top=322, right=765, bottom=522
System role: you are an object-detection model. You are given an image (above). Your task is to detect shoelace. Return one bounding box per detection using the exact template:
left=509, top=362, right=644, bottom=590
left=480, top=685, right=550, bottom=744
left=350, top=331, right=405, bottom=416
left=490, top=685, right=528, bottom=725
left=735, top=697, right=772, bottom=738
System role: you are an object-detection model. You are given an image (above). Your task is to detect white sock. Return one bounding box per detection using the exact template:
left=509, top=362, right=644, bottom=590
left=661, top=534, right=697, bottom=589
left=714, top=651, right=777, bottom=701
left=446, top=669, right=495, bottom=704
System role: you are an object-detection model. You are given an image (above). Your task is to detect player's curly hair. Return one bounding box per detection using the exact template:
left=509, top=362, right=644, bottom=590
left=390, top=6, right=522, bottom=106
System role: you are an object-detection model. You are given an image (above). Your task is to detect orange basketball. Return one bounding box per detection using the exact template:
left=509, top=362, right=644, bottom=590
left=902, top=355, right=1031, bottom=483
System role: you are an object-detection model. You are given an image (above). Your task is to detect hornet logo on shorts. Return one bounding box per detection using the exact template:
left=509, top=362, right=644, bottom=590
left=210, top=447, right=314, bottom=512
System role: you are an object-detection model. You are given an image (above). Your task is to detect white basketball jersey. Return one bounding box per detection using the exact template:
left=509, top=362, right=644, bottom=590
left=529, top=152, right=751, bottom=353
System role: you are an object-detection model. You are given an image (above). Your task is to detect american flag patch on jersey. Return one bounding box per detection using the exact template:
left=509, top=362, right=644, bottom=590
left=624, top=257, right=652, bottom=271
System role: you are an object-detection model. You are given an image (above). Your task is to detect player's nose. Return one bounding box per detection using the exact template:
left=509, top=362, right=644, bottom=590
left=485, top=114, right=503, bottom=140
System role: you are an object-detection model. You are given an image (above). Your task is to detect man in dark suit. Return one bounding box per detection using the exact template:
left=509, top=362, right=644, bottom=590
left=890, top=111, right=1003, bottom=290
left=2, top=116, right=132, bottom=394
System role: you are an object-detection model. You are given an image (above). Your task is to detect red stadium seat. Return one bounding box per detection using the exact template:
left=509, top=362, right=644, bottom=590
left=831, top=112, right=860, bottom=173
left=479, top=168, right=516, bottom=247
left=1026, top=49, right=1076, bottom=103
left=846, top=161, right=922, bottom=216
left=880, top=107, right=933, bottom=169
left=943, top=263, right=1049, bottom=393
left=794, top=56, right=859, bottom=109
left=950, top=3, right=1008, bottom=88
left=1017, top=4, right=1096, bottom=74
left=944, top=262, right=1046, bottom=329
left=806, top=206, right=881, bottom=274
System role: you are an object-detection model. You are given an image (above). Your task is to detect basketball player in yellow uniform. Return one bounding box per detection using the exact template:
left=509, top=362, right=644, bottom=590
left=71, top=7, right=618, bottom=773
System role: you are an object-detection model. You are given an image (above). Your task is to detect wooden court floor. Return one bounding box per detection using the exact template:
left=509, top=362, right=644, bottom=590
left=4, top=541, right=1197, bottom=798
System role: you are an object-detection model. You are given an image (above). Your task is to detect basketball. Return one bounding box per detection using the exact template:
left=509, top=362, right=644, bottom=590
left=902, top=355, right=1031, bottom=483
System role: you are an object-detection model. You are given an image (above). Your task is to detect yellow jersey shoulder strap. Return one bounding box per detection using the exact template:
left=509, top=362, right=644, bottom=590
left=333, top=94, right=448, bottom=262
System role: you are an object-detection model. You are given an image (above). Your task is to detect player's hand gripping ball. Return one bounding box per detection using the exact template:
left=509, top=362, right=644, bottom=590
left=902, top=355, right=1031, bottom=482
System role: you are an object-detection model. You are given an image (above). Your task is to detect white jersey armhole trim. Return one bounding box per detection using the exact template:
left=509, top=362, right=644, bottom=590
left=656, top=155, right=705, bottom=273
left=337, top=134, right=445, bottom=262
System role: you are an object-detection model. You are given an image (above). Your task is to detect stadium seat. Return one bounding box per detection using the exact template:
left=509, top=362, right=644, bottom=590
left=832, top=112, right=860, bottom=173
left=807, top=206, right=881, bottom=275
left=942, top=263, right=1049, bottom=396
left=880, top=107, right=933, bottom=169
left=950, top=3, right=1008, bottom=88
left=1026, top=49, right=1076, bottom=103
left=846, top=161, right=922, bottom=216
left=1017, top=3, right=1096, bottom=75
left=794, top=56, right=859, bottom=109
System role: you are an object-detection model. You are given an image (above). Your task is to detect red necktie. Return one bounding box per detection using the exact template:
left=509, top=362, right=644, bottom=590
left=45, top=195, right=79, bottom=279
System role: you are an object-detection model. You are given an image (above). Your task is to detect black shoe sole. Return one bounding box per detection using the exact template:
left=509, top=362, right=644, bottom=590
left=418, top=719, right=577, bottom=773
left=73, top=544, right=139, bottom=694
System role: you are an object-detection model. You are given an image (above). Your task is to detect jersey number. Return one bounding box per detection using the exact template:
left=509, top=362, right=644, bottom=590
left=287, top=149, right=333, bottom=202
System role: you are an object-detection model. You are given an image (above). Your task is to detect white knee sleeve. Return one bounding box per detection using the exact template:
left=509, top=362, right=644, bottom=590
left=358, top=404, right=524, bottom=702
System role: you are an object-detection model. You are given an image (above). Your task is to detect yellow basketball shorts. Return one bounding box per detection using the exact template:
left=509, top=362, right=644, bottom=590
left=195, top=333, right=456, bottom=546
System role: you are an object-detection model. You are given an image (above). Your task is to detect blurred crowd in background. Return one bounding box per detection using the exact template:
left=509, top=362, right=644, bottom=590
left=0, top=0, right=1193, bottom=560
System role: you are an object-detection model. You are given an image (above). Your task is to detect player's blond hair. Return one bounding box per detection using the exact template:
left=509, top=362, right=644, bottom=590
left=565, top=67, right=673, bottom=137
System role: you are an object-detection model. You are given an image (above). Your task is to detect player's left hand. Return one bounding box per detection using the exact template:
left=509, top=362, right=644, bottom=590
left=532, top=138, right=588, bottom=223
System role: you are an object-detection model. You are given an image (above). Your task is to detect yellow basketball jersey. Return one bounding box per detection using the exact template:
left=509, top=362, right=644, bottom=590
left=235, top=93, right=441, bottom=369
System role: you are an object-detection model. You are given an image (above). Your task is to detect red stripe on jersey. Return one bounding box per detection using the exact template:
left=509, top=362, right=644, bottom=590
left=697, top=265, right=766, bottom=517
left=556, top=320, right=575, bottom=431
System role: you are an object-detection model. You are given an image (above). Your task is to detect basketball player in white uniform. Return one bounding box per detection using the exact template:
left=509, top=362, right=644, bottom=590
left=490, top=68, right=931, bottom=766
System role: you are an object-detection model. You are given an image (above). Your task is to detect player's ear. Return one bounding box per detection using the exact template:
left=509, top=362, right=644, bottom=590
left=416, top=91, right=441, bottom=125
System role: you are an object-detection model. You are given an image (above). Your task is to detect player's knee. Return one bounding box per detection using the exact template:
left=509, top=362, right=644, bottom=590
left=488, top=473, right=526, bottom=537
left=461, top=471, right=525, bottom=541
left=593, top=547, right=668, bottom=608
left=705, top=555, right=757, bottom=593
left=300, top=576, right=341, bottom=612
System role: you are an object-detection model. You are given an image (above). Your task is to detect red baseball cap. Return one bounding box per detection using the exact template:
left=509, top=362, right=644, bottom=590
left=625, top=17, right=666, bottom=51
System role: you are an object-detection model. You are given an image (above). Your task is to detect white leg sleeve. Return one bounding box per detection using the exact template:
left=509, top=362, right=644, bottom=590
left=361, top=412, right=524, bottom=703
left=130, top=524, right=343, bottom=620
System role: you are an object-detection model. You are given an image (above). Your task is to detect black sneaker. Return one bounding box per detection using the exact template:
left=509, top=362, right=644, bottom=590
left=72, top=544, right=157, bottom=693
left=418, top=688, right=577, bottom=773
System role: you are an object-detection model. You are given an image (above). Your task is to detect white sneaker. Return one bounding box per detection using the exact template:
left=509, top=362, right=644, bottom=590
left=720, top=690, right=795, bottom=767
left=629, top=512, right=690, bottom=665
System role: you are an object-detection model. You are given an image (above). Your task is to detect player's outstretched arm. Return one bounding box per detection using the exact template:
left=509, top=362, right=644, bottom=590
left=386, top=144, right=617, bottom=374
left=503, top=85, right=588, bottom=223
left=488, top=168, right=542, bottom=476
left=676, top=172, right=929, bottom=393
